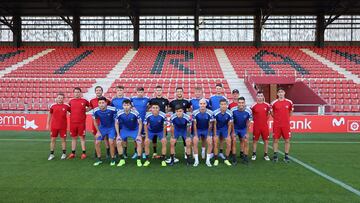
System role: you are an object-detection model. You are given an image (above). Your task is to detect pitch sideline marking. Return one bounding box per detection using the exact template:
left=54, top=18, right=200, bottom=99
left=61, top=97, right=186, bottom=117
left=265, top=144, right=360, bottom=197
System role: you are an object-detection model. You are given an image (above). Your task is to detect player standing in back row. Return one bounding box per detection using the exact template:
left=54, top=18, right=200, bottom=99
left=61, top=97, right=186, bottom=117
left=47, top=93, right=70, bottom=160
left=209, top=83, right=228, bottom=160
left=67, top=87, right=90, bottom=160
left=131, top=87, right=150, bottom=159
left=169, top=87, right=191, bottom=162
left=271, top=87, right=293, bottom=163
left=250, top=91, right=271, bottom=161
left=89, top=86, right=111, bottom=159
left=149, top=85, right=169, bottom=158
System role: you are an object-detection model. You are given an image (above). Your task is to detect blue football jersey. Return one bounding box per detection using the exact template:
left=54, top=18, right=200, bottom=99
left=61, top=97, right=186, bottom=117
left=170, top=113, right=191, bottom=131
left=116, top=109, right=141, bottom=130
left=144, top=112, right=167, bottom=133
left=190, top=98, right=210, bottom=111
left=92, top=106, right=117, bottom=129
left=111, top=96, right=130, bottom=111
left=131, top=96, right=150, bottom=120
left=209, top=95, right=228, bottom=111
left=192, top=109, right=214, bottom=130
left=213, top=109, right=233, bottom=129
left=232, top=107, right=252, bottom=130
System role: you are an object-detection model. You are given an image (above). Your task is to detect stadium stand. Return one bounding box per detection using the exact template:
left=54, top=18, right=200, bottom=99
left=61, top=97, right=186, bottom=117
left=0, top=46, right=359, bottom=112
left=0, top=47, right=46, bottom=71
left=3, top=46, right=129, bottom=78
left=310, top=47, right=360, bottom=78
left=120, top=46, right=224, bottom=78
left=224, top=47, right=345, bottom=79
left=0, top=78, right=96, bottom=111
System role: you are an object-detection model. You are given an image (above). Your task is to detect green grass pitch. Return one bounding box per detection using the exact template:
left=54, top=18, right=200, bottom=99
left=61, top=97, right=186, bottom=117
left=0, top=131, right=359, bottom=202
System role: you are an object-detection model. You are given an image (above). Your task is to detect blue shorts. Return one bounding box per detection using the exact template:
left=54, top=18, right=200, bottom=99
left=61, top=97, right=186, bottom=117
left=216, top=127, right=229, bottom=138
left=118, top=128, right=139, bottom=142
left=195, top=129, right=211, bottom=138
left=148, top=131, right=165, bottom=140
left=174, top=130, right=188, bottom=140
left=234, top=128, right=247, bottom=139
left=97, top=127, right=116, bottom=141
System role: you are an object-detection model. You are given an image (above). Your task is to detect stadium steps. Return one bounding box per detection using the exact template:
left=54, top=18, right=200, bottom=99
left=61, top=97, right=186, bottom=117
left=0, top=49, right=55, bottom=78
left=300, top=48, right=360, bottom=84
left=83, top=49, right=137, bottom=100
left=214, top=48, right=254, bottom=104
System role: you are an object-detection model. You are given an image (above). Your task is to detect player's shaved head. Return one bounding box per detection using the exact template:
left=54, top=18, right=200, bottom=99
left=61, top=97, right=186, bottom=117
left=199, top=98, right=207, bottom=110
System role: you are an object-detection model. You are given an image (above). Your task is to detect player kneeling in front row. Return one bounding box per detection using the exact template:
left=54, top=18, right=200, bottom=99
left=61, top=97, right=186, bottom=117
left=169, top=105, right=192, bottom=166
left=47, top=93, right=70, bottom=160
left=231, top=97, right=252, bottom=165
left=92, top=97, right=117, bottom=166
left=143, top=103, right=167, bottom=167
left=213, top=99, right=233, bottom=166
left=115, top=99, right=143, bottom=167
left=192, top=99, right=214, bottom=167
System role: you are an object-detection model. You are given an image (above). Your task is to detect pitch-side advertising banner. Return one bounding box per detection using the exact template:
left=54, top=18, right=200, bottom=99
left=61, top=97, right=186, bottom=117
left=0, top=114, right=359, bottom=133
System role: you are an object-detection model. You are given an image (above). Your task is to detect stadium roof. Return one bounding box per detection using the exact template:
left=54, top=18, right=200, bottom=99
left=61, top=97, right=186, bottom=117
left=1, top=0, right=360, bottom=16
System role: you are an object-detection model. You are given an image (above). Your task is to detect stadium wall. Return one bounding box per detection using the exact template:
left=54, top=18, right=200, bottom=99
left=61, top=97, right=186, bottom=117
left=284, top=81, right=330, bottom=113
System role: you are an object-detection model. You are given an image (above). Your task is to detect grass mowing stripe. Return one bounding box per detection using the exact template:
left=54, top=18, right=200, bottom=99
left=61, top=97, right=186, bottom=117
left=265, top=143, right=360, bottom=198
left=1, top=138, right=359, bottom=144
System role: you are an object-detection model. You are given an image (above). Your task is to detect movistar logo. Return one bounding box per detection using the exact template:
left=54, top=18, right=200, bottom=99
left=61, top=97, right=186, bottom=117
left=332, top=117, right=345, bottom=127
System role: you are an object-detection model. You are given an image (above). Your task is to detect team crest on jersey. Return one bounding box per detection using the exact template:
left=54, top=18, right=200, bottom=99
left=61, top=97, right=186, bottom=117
left=62, top=108, right=65, bottom=111
left=286, top=106, right=289, bottom=109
